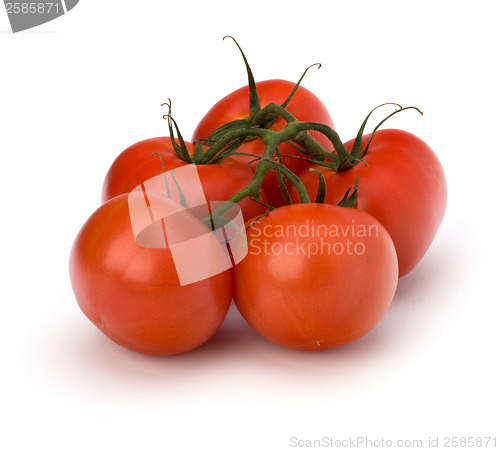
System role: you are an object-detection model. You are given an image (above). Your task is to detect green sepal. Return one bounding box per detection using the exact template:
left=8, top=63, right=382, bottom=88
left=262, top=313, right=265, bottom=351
left=360, top=105, right=423, bottom=158
left=287, top=140, right=337, bottom=163
left=253, top=63, right=322, bottom=131
left=192, top=142, right=205, bottom=163
left=169, top=169, right=187, bottom=208
left=203, top=118, right=251, bottom=145
left=161, top=100, right=193, bottom=164
left=350, top=103, right=402, bottom=161
left=224, top=36, right=260, bottom=118
left=281, top=63, right=321, bottom=109
left=337, top=176, right=358, bottom=208
left=152, top=152, right=172, bottom=198
left=210, top=138, right=246, bottom=164
left=151, top=153, right=187, bottom=208
left=276, top=167, right=293, bottom=205
left=309, top=168, right=327, bottom=203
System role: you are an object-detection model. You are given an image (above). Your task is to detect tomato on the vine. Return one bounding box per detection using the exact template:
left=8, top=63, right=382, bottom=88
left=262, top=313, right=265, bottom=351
left=232, top=203, right=398, bottom=351
left=192, top=79, right=335, bottom=207
left=68, top=34, right=449, bottom=357
left=296, top=129, right=447, bottom=277
left=69, top=192, right=233, bottom=355
left=101, top=137, right=267, bottom=222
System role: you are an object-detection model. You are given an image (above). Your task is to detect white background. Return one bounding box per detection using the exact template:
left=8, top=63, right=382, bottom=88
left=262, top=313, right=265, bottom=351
left=1, top=1, right=498, bottom=450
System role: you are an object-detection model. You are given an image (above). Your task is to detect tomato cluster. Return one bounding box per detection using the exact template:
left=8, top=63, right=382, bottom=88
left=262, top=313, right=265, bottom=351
left=69, top=39, right=446, bottom=355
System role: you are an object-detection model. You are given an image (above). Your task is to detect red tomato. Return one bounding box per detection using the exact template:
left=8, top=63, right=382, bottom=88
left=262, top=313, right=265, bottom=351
left=101, top=137, right=267, bottom=222
left=232, top=203, right=398, bottom=350
left=296, top=129, right=447, bottom=277
left=69, top=193, right=233, bottom=355
left=192, top=79, right=335, bottom=207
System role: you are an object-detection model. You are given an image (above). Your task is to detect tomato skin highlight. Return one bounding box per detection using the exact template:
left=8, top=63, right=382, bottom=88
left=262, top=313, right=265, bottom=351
left=69, top=193, right=232, bottom=355
left=297, top=129, right=447, bottom=277
left=192, top=79, right=335, bottom=207
left=232, top=204, right=398, bottom=351
left=101, top=137, right=267, bottom=222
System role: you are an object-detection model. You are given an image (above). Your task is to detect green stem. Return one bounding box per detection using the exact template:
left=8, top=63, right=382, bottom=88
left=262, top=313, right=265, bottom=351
left=252, top=103, right=338, bottom=163
left=249, top=196, right=276, bottom=211
left=208, top=137, right=311, bottom=220
left=283, top=121, right=350, bottom=163
left=251, top=102, right=296, bottom=126
left=197, top=127, right=273, bottom=164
